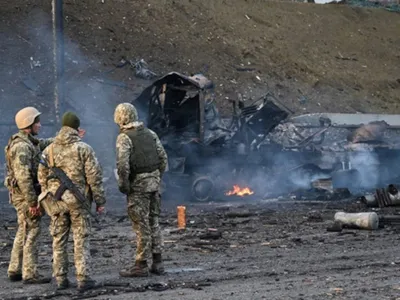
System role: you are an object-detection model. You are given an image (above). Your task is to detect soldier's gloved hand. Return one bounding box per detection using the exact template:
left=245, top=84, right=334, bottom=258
left=29, top=206, right=42, bottom=217
left=96, top=206, right=105, bottom=215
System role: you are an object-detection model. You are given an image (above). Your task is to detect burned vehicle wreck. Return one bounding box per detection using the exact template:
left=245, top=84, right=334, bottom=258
left=286, top=114, right=400, bottom=194
left=134, top=72, right=400, bottom=201
left=134, top=72, right=290, bottom=201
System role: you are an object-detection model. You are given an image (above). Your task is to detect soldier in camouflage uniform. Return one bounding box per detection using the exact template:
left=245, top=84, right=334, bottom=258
left=114, top=103, right=168, bottom=277
left=38, top=112, right=106, bottom=291
left=4, top=107, right=53, bottom=284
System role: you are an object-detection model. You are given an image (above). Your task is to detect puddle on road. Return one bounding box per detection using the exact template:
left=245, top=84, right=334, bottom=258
left=166, top=267, right=204, bottom=274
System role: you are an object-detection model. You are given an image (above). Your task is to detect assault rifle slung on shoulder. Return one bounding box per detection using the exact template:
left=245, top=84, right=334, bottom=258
left=39, top=154, right=99, bottom=223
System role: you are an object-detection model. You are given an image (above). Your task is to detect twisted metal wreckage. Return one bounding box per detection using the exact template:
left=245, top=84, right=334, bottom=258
left=133, top=72, right=400, bottom=202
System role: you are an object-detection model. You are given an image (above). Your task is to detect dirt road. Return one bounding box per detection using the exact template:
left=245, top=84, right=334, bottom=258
left=1, top=197, right=399, bottom=300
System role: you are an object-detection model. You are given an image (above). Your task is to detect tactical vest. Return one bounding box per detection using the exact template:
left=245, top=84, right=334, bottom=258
left=4, top=134, right=40, bottom=192
left=4, top=136, right=17, bottom=191
left=122, top=127, right=160, bottom=174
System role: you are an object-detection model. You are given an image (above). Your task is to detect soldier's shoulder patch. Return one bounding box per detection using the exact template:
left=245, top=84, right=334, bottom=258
left=18, top=154, right=31, bottom=166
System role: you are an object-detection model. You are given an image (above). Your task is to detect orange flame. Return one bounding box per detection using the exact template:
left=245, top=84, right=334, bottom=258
left=225, top=185, right=254, bottom=197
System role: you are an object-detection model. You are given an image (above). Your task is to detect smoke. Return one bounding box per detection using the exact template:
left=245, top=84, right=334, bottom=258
left=0, top=7, right=145, bottom=205
left=26, top=9, right=119, bottom=169
left=349, top=150, right=380, bottom=189
left=170, top=119, right=400, bottom=201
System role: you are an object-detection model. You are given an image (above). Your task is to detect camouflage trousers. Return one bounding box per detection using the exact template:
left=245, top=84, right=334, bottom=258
left=127, top=191, right=163, bottom=262
left=8, top=201, right=41, bottom=280
left=45, top=200, right=92, bottom=283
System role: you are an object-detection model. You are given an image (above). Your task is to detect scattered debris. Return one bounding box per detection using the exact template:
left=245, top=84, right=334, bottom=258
left=290, top=187, right=351, bottom=201
left=379, top=215, right=400, bottom=227
left=234, top=66, right=256, bottom=72
left=117, top=58, right=157, bottom=80
left=167, top=267, right=204, bottom=274
left=224, top=211, right=257, bottom=218
left=347, top=120, right=389, bottom=143
left=326, top=220, right=343, bottom=232
left=314, top=0, right=345, bottom=4
left=334, top=212, right=379, bottom=230
left=335, top=52, right=358, bottom=61
left=198, top=229, right=222, bottom=240
left=29, top=56, right=41, bottom=68
left=362, top=184, right=400, bottom=208
left=298, top=95, right=307, bottom=105
left=307, top=210, right=323, bottom=222
left=132, top=59, right=158, bottom=80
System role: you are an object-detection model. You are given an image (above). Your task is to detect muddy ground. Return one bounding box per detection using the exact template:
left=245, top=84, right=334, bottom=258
left=1, top=195, right=400, bottom=300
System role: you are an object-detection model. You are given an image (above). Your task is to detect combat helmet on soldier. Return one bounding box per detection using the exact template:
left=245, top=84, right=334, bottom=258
left=5, top=107, right=44, bottom=197
left=15, top=107, right=41, bottom=129
left=114, top=103, right=138, bottom=126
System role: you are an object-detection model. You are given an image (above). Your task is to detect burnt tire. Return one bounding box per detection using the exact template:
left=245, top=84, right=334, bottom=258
left=191, top=176, right=215, bottom=202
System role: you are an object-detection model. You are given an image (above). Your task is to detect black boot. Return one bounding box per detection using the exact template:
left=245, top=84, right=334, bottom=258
left=150, top=253, right=165, bottom=275
left=23, top=274, right=52, bottom=284
left=57, top=278, right=70, bottom=290
left=8, top=273, right=22, bottom=282
left=77, top=279, right=96, bottom=292
left=119, top=260, right=149, bottom=277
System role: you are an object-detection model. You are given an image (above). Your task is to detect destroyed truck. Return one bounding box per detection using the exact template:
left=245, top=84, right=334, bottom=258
left=286, top=114, right=400, bottom=193
left=133, top=72, right=292, bottom=201
left=133, top=72, right=400, bottom=201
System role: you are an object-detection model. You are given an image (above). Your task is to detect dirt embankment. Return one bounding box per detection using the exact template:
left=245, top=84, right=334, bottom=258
left=1, top=0, right=400, bottom=118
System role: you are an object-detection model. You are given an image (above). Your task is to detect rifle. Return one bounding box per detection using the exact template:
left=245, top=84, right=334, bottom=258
left=39, top=154, right=99, bottom=223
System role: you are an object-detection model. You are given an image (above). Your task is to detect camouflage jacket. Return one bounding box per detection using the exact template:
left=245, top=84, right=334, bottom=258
left=4, top=131, right=54, bottom=207
left=116, top=122, right=168, bottom=194
left=38, top=126, right=106, bottom=209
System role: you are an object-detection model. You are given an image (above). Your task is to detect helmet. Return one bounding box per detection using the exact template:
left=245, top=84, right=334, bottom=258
left=15, top=107, right=41, bottom=129
left=114, top=103, right=138, bottom=126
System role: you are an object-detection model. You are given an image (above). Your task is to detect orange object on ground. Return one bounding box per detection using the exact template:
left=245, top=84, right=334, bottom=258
left=177, top=206, right=186, bottom=229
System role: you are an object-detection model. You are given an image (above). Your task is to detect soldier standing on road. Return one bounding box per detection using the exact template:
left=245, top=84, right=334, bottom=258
left=4, top=107, right=53, bottom=284
left=114, top=103, right=168, bottom=277
left=38, top=112, right=106, bottom=291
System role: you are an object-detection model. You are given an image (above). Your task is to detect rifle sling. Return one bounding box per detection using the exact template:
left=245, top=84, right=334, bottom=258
left=54, top=184, right=67, bottom=201
left=47, top=144, right=91, bottom=202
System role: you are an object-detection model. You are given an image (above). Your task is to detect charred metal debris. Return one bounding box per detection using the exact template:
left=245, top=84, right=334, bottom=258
left=133, top=72, right=400, bottom=202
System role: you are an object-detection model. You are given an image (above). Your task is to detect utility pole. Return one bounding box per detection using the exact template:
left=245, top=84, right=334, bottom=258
left=52, top=0, right=65, bottom=124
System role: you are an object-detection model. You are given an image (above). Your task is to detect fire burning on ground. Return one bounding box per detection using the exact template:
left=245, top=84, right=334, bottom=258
left=225, top=185, right=254, bottom=197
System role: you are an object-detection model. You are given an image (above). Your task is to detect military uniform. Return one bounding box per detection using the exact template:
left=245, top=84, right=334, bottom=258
left=4, top=131, right=53, bottom=282
left=4, top=107, right=53, bottom=284
left=38, top=113, right=106, bottom=291
left=114, top=103, right=168, bottom=277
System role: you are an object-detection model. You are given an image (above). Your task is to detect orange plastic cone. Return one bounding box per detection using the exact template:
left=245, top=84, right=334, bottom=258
left=177, top=206, right=186, bottom=229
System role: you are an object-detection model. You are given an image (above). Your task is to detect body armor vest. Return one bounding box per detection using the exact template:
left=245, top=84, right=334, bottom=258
left=4, top=134, right=41, bottom=195
left=122, top=127, right=160, bottom=174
